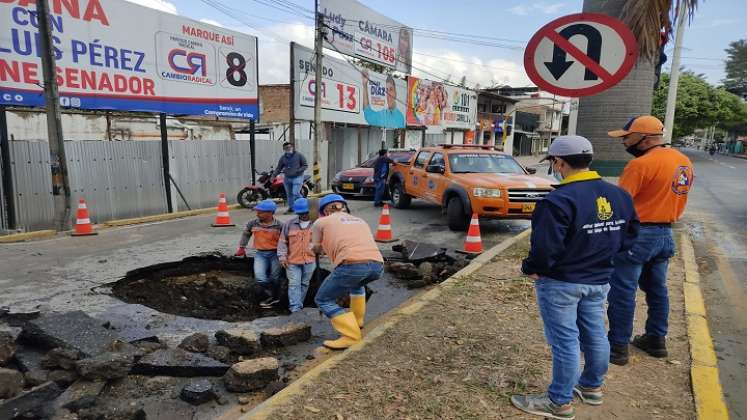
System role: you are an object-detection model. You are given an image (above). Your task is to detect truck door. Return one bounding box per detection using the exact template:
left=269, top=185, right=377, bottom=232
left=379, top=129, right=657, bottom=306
left=423, top=152, right=448, bottom=203
left=406, top=151, right=430, bottom=199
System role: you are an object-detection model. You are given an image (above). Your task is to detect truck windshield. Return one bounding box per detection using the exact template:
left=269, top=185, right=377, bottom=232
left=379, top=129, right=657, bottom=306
left=448, top=153, right=525, bottom=174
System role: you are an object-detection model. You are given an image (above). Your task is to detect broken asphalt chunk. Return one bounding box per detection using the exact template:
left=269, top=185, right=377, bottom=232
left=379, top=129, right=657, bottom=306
left=215, top=329, right=261, bottom=355
left=20, top=311, right=126, bottom=357
left=0, top=381, right=62, bottom=419
left=179, top=379, right=217, bottom=405
left=76, top=352, right=134, bottom=380
left=402, top=240, right=446, bottom=263
left=260, top=323, right=311, bottom=348
left=223, top=357, right=279, bottom=393
left=132, top=348, right=229, bottom=377
left=0, top=367, right=25, bottom=399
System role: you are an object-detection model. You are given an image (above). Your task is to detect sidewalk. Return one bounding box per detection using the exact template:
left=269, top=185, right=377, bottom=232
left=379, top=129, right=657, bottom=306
left=251, top=233, right=696, bottom=420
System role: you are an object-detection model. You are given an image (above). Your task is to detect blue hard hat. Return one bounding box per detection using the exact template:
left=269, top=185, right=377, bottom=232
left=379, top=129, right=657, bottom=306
left=319, top=194, right=346, bottom=213
left=293, top=198, right=310, bottom=214
left=255, top=199, right=277, bottom=213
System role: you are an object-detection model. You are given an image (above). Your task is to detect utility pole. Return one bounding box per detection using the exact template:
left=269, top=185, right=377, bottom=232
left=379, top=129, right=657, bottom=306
left=312, top=1, right=324, bottom=193
left=663, top=0, right=687, bottom=144
left=37, top=0, right=71, bottom=231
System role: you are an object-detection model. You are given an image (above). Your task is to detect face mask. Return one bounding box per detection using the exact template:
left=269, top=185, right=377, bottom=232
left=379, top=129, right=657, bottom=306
left=624, top=136, right=651, bottom=158
left=547, top=158, right=563, bottom=182
left=299, top=220, right=310, bottom=229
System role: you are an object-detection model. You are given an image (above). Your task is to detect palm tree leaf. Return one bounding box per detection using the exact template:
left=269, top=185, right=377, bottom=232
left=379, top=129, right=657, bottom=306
left=622, top=0, right=698, bottom=60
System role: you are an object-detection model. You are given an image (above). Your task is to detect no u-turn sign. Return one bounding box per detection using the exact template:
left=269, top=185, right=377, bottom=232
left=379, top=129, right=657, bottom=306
left=524, top=13, right=639, bottom=97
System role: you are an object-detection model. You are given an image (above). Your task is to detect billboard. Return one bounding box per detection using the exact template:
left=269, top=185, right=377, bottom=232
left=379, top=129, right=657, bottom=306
left=292, top=42, right=406, bottom=129
left=0, top=0, right=258, bottom=120
left=320, top=0, right=412, bottom=74
left=406, top=77, right=477, bottom=131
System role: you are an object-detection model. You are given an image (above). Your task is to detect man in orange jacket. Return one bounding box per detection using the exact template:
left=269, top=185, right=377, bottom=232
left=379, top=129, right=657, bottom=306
left=606, top=116, right=695, bottom=365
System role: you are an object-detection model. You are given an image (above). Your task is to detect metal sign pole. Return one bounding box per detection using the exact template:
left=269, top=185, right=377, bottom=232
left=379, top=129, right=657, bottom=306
left=159, top=114, right=173, bottom=213
left=249, top=120, right=257, bottom=186
left=312, top=1, right=324, bottom=193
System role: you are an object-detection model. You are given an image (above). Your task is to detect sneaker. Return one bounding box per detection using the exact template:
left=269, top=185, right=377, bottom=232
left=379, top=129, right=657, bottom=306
left=259, top=297, right=280, bottom=308
left=573, top=385, right=604, bottom=406
left=610, top=343, right=629, bottom=366
left=510, top=394, right=575, bottom=420
left=632, top=334, right=668, bottom=358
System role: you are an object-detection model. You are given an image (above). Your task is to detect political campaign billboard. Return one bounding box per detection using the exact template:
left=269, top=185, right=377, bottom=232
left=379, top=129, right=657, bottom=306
left=406, top=76, right=477, bottom=131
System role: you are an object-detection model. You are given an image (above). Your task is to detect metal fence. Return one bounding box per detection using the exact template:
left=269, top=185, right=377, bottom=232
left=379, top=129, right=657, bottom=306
left=5, top=139, right=293, bottom=232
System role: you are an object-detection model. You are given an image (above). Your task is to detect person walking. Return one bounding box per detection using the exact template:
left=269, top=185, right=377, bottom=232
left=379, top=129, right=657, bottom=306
left=511, top=135, right=639, bottom=420
left=312, top=194, right=384, bottom=350
left=235, top=199, right=283, bottom=308
left=272, top=142, right=308, bottom=214
left=606, top=116, right=695, bottom=365
left=372, top=149, right=394, bottom=207
left=277, top=198, right=316, bottom=313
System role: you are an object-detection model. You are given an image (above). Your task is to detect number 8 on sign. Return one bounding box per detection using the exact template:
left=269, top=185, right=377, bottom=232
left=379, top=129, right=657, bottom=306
left=220, top=48, right=253, bottom=90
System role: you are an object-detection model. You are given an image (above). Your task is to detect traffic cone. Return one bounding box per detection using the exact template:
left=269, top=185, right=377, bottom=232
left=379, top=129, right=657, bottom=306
left=374, top=204, right=397, bottom=243
left=461, top=213, right=483, bottom=254
left=71, top=198, right=98, bottom=236
left=212, top=193, right=236, bottom=227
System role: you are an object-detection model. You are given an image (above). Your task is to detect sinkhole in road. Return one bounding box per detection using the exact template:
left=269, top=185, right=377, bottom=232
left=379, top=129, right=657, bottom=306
left=111, top=254, right=330, bottom=322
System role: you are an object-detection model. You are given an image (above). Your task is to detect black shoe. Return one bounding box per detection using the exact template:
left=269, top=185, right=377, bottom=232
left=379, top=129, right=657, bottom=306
left=609, top=343, right=629, bottom=366
left=259, top=297, right=280, bottom=308
left=374, top=203, right=384, bottom=207
left=632, top=334, right=668, bottom=358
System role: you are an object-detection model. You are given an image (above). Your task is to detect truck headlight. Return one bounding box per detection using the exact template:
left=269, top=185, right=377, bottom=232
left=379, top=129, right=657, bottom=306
left=473, top=188, right=502, bottom=198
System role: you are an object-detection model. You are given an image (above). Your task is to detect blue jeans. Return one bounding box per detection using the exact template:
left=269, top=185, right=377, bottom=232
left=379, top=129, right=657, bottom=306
left=374, top=178, right=387, bottom=205
left=253, top=250, right=282, bottom=296
left=315, top=262, right=383, bottom=318
left=607, top=226, right=675, bottom=346
left=283, top=175, right=304, bottom=211
left=287, top=262, right=316, bottom=312
left=535, top=278, right=611, bottom=405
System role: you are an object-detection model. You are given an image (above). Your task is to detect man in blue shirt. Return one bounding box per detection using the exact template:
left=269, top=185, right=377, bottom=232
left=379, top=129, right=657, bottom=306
left=361, top=72, right=405, bottom=129
left=372, top=149, right=394, bottom=207
left=272, top=142, right=308, bottom=214
left=511, top=135, right=639, bottom=420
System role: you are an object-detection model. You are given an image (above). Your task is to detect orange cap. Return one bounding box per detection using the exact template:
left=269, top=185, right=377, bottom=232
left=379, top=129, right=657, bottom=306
left=608, top=116, right=664, bottom=138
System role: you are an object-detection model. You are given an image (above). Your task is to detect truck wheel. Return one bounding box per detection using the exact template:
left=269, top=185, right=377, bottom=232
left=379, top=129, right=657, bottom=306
left=391, top=183, right=411, bottom=209
left=447, top=197, right=469, bottom=231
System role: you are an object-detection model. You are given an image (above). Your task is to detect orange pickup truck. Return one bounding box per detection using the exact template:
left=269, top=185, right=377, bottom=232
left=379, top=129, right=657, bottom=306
left=389, top=144, right=553, bottom=230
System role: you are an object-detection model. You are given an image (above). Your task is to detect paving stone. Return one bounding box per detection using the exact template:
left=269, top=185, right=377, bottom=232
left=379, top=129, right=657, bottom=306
left=23, top=369, right=50, bottom=387
left=179, top=379, right=217, bottom=405
left=52, top=380, right=106, bottom=413
left=132, top=348, right=229, bottom=377
left=42, top=348, right=83, bottom=370
left=21, top=311, right=125, bottom=357
left=215, top=329, right=261, bottom=355
left=223, top=357, right=279, bottom=393
left=206, top=344, right=237, bottom=365
left=0, top=331, right=17, bottom=366
left=48, top=369, right=79, bottom=388
left=76, top=352, right=134, bottom=380
left=178, top=333, right=209, bottom=354
left=12, top=344, right=46, bottom=373
left=0, top=367, right=25, bottom=399
left=0, top=382, right=62, bottom=419
left=260, top=323, right=311, bottom=347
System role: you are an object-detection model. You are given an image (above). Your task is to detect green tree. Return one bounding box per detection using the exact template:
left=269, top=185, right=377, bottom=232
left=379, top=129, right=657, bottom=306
left=723, top=39, right=747, bottom=99
left=653, top=71, right=747, bottom=138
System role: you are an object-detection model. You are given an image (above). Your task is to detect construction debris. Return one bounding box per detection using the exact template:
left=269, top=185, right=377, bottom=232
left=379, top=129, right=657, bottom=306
left=223, top=358, right=279, bottom=393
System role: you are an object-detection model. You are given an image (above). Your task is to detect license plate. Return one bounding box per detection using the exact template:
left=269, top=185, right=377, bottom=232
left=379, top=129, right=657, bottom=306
left=342, top=183, right=355, bottom=190
left=522, top=203, right=536, bottom=213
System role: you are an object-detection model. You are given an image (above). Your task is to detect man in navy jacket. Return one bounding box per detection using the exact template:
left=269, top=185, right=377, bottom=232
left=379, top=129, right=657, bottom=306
left=511, top=135, right=639, bottom=420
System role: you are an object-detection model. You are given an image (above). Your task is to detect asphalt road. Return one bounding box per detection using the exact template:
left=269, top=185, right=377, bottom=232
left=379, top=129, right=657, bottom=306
left=680, top=149, right=747, bottom=419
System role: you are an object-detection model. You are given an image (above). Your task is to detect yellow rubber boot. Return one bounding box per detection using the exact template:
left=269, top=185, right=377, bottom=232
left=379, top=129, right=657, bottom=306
left=323, top=312, right=361, bottom=350
left=350, top=294, right=366, bottom=328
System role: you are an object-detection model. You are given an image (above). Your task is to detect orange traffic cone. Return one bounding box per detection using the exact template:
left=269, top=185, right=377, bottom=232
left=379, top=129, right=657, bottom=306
left=461, top=213, right=483, bottom=254
left=71, top=198, right=98, bottom=236
left=212, top=193, right=236, bottom=227
left=374, top=204, right=397, bottom=243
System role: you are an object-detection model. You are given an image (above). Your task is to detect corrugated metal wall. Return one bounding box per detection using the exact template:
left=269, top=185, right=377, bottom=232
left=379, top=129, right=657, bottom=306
left=0, top=155, right=7, bottom=232
left=66, top=141, right=167, bottom=222
left=10, top=141, right=55, bottom=232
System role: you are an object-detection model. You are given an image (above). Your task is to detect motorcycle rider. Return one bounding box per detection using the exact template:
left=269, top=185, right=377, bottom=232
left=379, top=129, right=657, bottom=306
left=277, top=198, right=316, bottom=313
left=272, top=142, right=308, bottom=214
left=312, top=194, right=384, bottom=349
left=235, top=199, right=283, bottom=308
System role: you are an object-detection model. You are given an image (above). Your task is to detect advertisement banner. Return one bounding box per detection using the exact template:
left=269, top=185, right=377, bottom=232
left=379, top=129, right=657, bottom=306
left=0, top=0, right=259, bottom=120
left=320, top=0, right=412, bottom=74
left=292, top=42, right=406, bottom=129
left=406, top=76, right=477, bottom=131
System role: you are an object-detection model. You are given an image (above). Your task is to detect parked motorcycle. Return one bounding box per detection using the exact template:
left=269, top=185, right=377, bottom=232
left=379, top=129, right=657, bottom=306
left=236, top=167, right=313, bottom=209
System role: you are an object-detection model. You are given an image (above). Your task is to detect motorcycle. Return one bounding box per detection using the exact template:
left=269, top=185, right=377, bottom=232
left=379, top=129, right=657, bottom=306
left=236, top=167, right=313, bottom=209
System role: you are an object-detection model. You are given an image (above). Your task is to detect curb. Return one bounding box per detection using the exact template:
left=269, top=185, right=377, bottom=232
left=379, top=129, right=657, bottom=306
left=243, top=229, right=532, bottom=420
left=680, top=231, right=730, bottom=420
left=102, top=204, right=242, bottom=228
left=0, top=229, right=57, bottom=243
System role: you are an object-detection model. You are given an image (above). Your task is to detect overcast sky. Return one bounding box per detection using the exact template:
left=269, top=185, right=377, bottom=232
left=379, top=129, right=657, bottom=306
left=127, top=0, right=742, bottom=88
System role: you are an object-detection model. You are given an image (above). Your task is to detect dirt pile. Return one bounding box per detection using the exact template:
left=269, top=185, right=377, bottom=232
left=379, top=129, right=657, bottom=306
left=384, top=241, right=471, bottom=288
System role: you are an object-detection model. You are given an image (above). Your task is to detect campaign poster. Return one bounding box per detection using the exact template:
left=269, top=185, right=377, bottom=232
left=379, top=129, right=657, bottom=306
left=406, top=76, right=477, bottom=131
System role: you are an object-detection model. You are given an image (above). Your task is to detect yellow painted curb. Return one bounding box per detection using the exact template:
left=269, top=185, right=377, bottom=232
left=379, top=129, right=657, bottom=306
left=243, top=229, right=531, bottom=420
left=102, top=204, right=241, bottom=228
left=0, top=229, right=57, bottom=243
left=680, top=232, right=730, bottom=420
